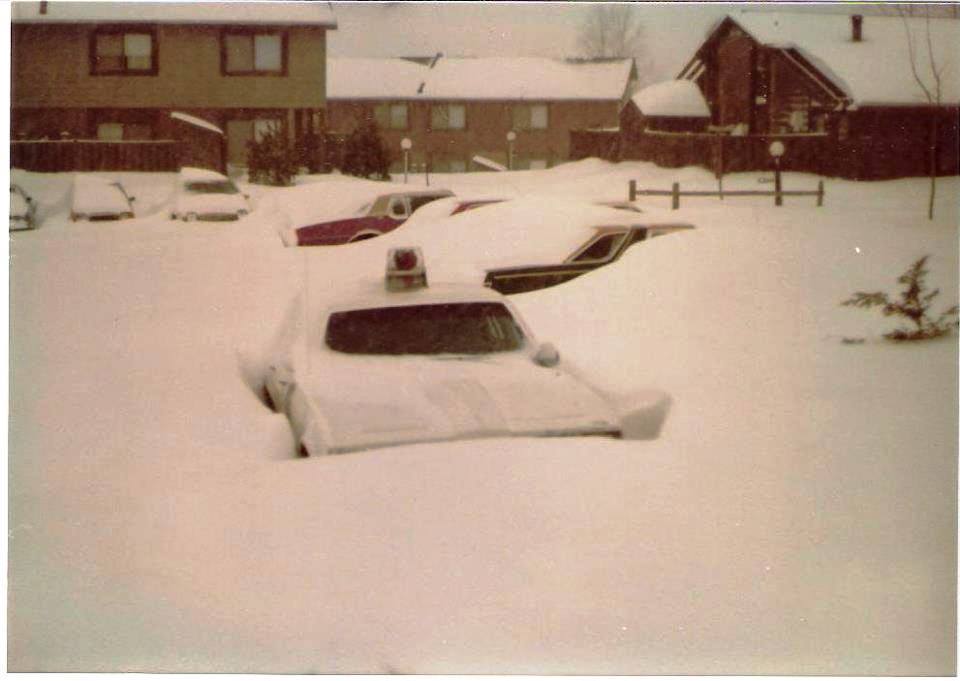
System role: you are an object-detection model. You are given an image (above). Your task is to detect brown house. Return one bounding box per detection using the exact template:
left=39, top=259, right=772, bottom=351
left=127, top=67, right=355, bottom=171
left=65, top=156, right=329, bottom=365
left=667, top=12, right=960, bottom=179
left=326, top=56, right=636, bottom=172
left=11, top=1, right=337, bottom=172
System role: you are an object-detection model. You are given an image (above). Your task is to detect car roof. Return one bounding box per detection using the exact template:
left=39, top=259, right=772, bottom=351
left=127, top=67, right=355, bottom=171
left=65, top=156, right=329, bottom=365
left=326, top=281, right=507, bottom=314
left=592, top=222, right=696, bottom=235
left=179, top=167, right=230, bottom=183
left=380, top=189, right=454, bottom=199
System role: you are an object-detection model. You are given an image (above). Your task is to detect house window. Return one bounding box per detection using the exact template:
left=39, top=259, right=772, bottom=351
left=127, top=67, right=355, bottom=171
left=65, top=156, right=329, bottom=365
left=91, top=28, right=156, bottom=75
left=226, top=116, right=284, bottom=166
left=431, top=104, right=466, bottom=130
left=222, top=31, right=286, bottom=75
left=512, top=104, right=549, bottom=130
left=374, top=103, right=408, bottom=130
left=96, top=122, right=153, bottom=140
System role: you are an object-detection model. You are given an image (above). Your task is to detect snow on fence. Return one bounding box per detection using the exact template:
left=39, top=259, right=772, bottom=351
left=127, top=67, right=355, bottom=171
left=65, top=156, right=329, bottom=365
left=11, top=139, right=181, bottom=172
left=629, top=178, right=825, bottom=209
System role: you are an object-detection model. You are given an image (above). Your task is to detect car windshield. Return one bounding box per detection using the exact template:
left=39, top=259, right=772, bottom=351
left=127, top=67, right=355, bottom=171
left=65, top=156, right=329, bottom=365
left=185, top=181, right=239, bottom=195
left=326, top=302, right=526, bottom=355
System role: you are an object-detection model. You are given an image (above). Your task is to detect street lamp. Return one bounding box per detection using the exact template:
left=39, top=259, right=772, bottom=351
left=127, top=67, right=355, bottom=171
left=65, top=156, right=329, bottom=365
left=506, top=130, right=517, bottom=170
left=769, top=140, right=785, bottom=206
left=401, top=137, right=412, bottom=184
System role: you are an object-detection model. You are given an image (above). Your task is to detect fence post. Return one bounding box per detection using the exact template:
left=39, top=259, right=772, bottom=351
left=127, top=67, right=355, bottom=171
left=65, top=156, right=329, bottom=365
left=629, top=179, right=637, bottom=202
left=816, top=180, right=824, bottom=207
left=671, top=182, right=680, bottom=210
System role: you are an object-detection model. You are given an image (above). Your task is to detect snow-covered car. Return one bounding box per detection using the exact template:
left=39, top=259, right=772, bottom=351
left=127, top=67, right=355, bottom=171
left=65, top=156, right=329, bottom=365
left=263, top=247, right=671, bottom=456
left=10, top=184, right=37, bottom=231
left=283, top=189, right=455, bottom=246
left=70, top=175, right=135, bottom=222
left=485, top=223, right=695, bottom=295
left=170, top=167, right=250, bottom=222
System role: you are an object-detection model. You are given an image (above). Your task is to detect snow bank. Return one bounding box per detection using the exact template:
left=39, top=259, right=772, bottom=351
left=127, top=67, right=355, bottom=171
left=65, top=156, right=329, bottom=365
left=7, top=163, right=958, bottom=674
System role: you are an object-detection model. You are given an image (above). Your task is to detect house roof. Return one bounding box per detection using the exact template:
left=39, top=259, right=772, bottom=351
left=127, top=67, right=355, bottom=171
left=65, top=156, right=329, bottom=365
left=327, top=56, right=635, bottom=101
left=713, top=12, right=960, bottom=106
left=632, top=80, right=710, bottom=117
left=11, top=1, right=338, bottom=27
left=327, top=58, right=430, bottom=100
left=421, top=57, right=635, bottom=101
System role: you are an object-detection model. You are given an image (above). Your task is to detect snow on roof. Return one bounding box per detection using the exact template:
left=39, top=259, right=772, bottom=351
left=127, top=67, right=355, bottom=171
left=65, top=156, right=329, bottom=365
left=179, top=167, right=229, bottom=183
left=421, top=58, right=635, bottom=101
left=11, top=1, right=338, bottom=27
left=632, top=80, right=710, bottom=117
left=328, top=57, right=635, bottom=101
left=170, top=112, right=224, bottom=136
left=730, top=12, right=960, bottom=106
left=327, top=58, right=429, bottom=100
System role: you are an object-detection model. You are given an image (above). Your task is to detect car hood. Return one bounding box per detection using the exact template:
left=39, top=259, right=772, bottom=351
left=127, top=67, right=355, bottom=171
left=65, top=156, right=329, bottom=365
left=72, top=185, right=131, bottom=215
left=304, top=353, right=619, bottom=453
left=176, top=192, right=247, bottom=215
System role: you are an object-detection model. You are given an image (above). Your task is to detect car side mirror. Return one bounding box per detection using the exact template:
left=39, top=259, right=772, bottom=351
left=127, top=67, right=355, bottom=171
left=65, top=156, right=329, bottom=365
left=533, top=342, right=560, bottom=367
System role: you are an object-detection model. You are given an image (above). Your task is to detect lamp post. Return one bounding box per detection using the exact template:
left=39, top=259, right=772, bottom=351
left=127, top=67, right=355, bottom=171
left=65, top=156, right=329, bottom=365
left=506, top=130, right=517, bottom=170
left=769, top=140, right=785, bottom=206
left=401, top=137, right=412, bottom=184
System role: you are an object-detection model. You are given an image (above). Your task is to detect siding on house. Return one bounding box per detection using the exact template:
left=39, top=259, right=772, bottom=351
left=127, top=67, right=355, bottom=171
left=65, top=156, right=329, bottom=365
left=326, top=57, right=635, bottom=172
left=11, top=2, right=335, bottom=172
left=623, top=12, right=960, bottom=179
left=328, top=98, right=621, bottom=171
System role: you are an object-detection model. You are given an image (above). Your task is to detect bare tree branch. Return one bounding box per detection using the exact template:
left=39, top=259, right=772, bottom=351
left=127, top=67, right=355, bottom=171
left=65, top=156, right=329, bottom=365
left=898, top=6, right=935, bottom=103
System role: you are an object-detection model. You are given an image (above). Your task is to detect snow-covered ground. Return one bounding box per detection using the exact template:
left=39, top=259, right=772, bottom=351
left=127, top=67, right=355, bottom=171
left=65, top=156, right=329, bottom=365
left=7, top=160, right=958, bottom=673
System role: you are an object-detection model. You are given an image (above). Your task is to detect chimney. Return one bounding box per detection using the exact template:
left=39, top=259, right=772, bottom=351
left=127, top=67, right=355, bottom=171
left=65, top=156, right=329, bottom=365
left=851, top=14, right=863, bottom=42
left=39, top=1, right=48, bottom=14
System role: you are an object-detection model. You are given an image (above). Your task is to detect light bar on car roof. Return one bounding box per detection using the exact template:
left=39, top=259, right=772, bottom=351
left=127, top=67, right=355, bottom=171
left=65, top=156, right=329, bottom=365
left=385, top=247, right=428, bottom=291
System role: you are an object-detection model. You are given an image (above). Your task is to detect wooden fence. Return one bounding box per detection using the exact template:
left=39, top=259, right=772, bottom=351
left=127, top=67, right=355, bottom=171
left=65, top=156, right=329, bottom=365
left=11, top=140, right=181, bottom=172
left=629, top=179, right=825, bottom=209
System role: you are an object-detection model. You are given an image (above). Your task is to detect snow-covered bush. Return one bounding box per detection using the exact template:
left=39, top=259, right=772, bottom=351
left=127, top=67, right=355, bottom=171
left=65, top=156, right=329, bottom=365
left=341, top=120, right=390, bottom=180
left=246, top=123, right=300, bottom=187
left=842, top=255, right=959, bottom=341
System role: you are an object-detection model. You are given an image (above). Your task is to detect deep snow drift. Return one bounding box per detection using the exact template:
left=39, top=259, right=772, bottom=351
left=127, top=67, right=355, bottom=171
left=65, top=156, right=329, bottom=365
left=7, top=160, right=958, bottom=674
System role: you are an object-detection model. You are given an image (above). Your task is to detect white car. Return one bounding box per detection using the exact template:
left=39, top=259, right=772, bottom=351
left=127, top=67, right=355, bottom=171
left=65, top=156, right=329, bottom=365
left=170, top=167, right=250, bottom=222
left=70, top=175, right=135, bottom=221
left=10, top=184, right=37, bottom=231
left=263, top=247, right=671, bottom=457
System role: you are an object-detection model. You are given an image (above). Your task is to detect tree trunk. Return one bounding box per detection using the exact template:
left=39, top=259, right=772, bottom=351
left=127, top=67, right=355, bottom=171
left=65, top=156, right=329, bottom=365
left=928, top=111, right=938, bottom=220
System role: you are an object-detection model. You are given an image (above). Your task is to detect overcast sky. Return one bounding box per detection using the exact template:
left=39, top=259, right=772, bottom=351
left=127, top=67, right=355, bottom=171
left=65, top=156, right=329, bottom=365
left=325, top=2, right=890, bottom=83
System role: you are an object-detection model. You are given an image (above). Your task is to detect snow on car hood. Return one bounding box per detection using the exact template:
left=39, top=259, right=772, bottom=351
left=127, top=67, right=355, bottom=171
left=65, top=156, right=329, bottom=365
left=305, top=352, right=619, bottom=452
left=72, top=176, right=132, bottom=216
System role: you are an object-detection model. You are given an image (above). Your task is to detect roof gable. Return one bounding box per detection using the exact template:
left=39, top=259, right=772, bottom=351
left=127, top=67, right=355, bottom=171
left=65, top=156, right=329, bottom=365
left=684, top=11, right=959, bottom=106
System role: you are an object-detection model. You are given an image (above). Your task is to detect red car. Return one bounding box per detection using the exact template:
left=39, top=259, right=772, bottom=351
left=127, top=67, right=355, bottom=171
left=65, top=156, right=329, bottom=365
left=283, top=189, right=454, bottom=246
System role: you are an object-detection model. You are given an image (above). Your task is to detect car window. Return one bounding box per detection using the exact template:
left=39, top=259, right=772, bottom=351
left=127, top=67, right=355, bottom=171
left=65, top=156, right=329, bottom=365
left=409, top=195, right=443, bottom=213
left=325, top=302, right=526, bottom=355
left=185, top=181, right=240, bottom=195
left=571, top=232, right=627, bottom=263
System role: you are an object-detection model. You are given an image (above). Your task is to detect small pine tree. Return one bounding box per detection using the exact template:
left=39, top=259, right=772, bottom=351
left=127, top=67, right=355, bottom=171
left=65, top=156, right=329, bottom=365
left=246, top=122, right=300, bottom=186
left=341, top=120, right=391, bottom=180
left=842, top=255, right=959, bottom=341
